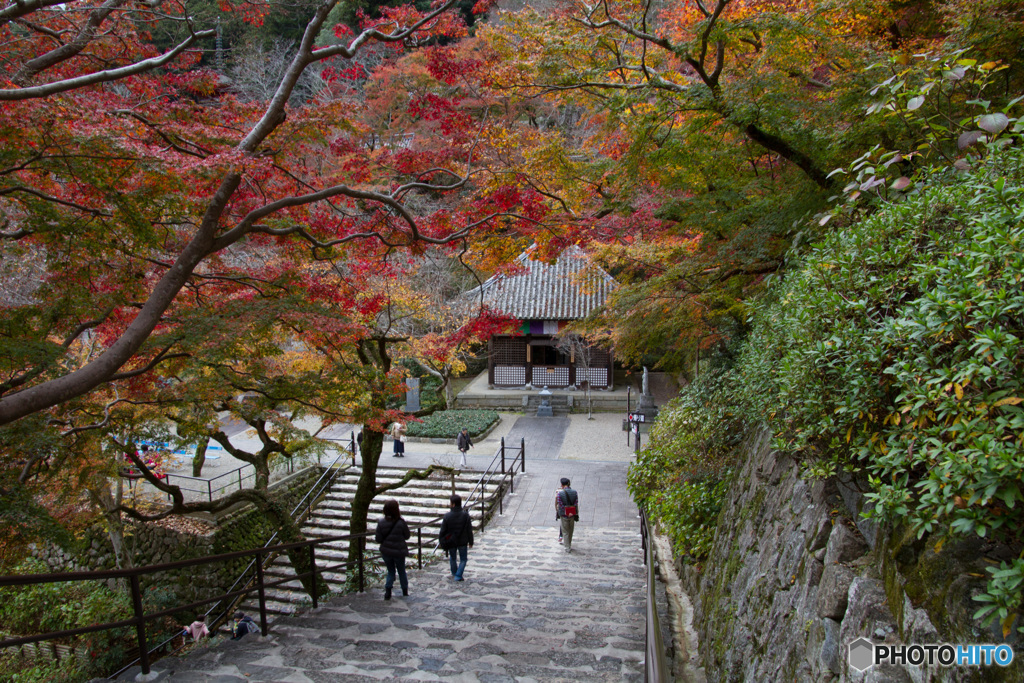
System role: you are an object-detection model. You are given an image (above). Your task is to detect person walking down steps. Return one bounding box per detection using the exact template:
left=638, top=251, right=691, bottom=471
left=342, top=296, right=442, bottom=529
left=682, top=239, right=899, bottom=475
left=556, top=477, right=580, bottom=553
left=390, top=421, right=407, bottom=458
left=456, top=427, right=473, bottom=468
left=438, top=494, right=474, bottom=581
left=375, top=499, right=410, bottom=600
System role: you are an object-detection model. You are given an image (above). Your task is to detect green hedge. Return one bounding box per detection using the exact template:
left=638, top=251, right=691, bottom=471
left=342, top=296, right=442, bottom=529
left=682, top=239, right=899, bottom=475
left=638, top=146, right=1024, bottom=635
left=748, top=150, right=1024, bottom=637
left=405, top=410, right=498, bottom=439
left=627, top=371, right=747, bottom=561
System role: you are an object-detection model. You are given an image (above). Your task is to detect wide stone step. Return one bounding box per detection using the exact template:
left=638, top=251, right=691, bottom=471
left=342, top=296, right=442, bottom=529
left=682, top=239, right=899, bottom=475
left=139, top=524, right=646, bottom=681
left=303, top=512, right=468, bottom=530
left=326, top=484, right=482, bottom=500
left=231, top=465, right=506, bottom=628
left=314, top=499, right=458, bottom=515
left=238, top=527, right=644, bottom=680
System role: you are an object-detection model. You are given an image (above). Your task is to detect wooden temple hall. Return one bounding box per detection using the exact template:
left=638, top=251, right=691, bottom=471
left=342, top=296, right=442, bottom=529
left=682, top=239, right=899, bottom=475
left=467, top=246, right=618, bottom=390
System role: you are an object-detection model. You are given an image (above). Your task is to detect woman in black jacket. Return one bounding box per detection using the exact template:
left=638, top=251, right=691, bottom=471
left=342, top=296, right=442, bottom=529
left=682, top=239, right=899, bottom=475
left=375, top=499, right=411, bottom=600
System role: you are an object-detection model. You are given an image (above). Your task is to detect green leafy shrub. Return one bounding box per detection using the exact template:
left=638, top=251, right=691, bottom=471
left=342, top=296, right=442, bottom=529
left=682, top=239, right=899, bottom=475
left=405, top=410, right=498, bottom=439
left=628, top=370, right=750, bottom=560
left=0, top=558, right=133, bottom=679
left=973, top=559, right=1024, bottom=639
left=643, top=145, right=1024, bottom=631
left=0, top=653, right=83, bottom=683
left=741, top=147, right=1024, bottom=635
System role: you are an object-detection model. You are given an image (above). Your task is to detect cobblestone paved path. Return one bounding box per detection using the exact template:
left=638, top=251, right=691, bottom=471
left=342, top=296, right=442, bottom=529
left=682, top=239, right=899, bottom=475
left=124, top=414, right=647, bottom=682
left=143, top=526, right=644, bottom=681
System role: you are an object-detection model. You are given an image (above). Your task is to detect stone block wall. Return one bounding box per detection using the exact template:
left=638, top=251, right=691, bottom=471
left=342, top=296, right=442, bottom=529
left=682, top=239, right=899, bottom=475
left=679, top=430, right=1021, bottom=682
left=33, top=466, right=325, bottom=610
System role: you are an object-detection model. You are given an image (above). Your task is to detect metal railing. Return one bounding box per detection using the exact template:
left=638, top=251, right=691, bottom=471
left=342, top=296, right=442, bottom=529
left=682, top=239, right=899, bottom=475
left=107, top=433, right=359, bottom=678
left=145, top=432, right=359, bottom=504
left=640, top=507, right=670, bottom=682
left=162, top=463, right=259, bottom=502
left=463, top=436, right=525, bottom=517
left=0, top=433, right=522, bottom=680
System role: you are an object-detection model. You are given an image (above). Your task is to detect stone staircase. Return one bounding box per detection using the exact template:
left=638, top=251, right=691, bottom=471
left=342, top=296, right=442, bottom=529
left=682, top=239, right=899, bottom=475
left=145, top=526, right=647, bottom=681
left=243, top=465, right=506, bottom=620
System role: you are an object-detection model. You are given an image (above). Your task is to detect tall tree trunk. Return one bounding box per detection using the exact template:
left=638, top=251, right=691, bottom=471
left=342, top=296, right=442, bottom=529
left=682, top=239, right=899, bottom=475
left=442, top=374, right=455, bottom=410
left=348, top=427, right=383, bottom=587
left=88, top=483, right=134, bottom=574
left=192, top=436, right=209, bottom=477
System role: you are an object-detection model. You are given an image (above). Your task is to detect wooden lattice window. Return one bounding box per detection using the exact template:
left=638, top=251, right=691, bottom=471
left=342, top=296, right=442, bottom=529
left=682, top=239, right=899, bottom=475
left=494, top=366, right=527, bottom=385
left=588, top=347, right=610, bottom=366
left=493, top=336, right=526, bottom=364
left=532, top=366, right=570, bottom=387
left=576, top=367, right=609, bottom=388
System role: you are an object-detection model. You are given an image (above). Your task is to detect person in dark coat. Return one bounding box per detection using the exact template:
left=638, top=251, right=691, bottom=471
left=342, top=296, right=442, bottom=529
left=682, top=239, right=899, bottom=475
left=231, top=612, right=257, bottom=640
left=375, top=499, right=411, bottom=600
left=456, top=427, right=473, bottom=468
left=438, top=494, right=474, bottom=581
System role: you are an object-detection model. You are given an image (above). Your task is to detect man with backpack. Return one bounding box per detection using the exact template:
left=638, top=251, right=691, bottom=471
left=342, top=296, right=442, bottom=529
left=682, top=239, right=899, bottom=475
left=555, top=478, right=580, bottom=553
left=438, top=494, right=474, bottom=581
left=231, top=612, right=258, bottom=640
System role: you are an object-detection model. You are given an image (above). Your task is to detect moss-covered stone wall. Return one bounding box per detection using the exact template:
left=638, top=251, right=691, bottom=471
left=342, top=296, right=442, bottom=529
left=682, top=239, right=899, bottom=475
left=680, top=430, right=1022, bottom=682
left=33, top=466, right=325, bottom=614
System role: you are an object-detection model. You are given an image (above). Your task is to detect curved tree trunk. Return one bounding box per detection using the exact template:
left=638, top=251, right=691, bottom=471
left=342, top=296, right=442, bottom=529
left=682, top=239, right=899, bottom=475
left=192, top=436, right=209, bottom=477
left=348, top=427, right=383, bottom=588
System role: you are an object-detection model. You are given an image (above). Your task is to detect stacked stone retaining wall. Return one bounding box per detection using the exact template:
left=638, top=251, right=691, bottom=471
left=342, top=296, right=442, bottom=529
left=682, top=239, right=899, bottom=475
left=680, top=430, right=1021, bottom=682
left=33, top=466, right=323, bottom=608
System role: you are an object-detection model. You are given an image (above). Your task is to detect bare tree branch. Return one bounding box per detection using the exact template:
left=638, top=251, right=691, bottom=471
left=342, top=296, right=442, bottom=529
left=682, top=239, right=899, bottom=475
left=0, top=184, right=112, bottom=215
left=374, top=464, right=458, bottom=496
left=108, top=348, right=190, bottom=381
left=12, top=0, right=131, bottom=85
left=0, top=29, right=216, bottom=101
left=0, top=0, right=69, bottom=24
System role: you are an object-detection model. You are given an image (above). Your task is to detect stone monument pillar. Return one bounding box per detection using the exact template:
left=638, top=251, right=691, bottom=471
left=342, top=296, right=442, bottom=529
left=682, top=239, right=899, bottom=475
left=405, top=377, right=421, bottom=412
left=636, top=367, right=658, bottom=429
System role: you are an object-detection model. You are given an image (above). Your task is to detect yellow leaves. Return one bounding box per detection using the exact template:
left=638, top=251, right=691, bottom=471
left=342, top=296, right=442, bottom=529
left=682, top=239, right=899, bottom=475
left=992, top=397, right=1023, bottom=408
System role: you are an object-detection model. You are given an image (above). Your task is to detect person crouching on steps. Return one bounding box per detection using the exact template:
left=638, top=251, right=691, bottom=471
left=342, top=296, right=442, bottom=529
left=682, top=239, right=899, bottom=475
left=439, top=494, right=474, bottom=581
left=556, top=478, right=580, bottom=553
left=375, top=499, right=411, bottom=600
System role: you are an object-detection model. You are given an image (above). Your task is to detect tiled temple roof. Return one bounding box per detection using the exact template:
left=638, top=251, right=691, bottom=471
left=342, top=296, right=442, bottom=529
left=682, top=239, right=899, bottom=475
left=465, top=246, right=617, bottom=320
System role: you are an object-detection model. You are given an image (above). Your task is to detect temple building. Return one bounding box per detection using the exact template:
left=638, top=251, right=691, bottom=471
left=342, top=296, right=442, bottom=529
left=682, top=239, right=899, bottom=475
left=465, top=246, right=618, bottom=389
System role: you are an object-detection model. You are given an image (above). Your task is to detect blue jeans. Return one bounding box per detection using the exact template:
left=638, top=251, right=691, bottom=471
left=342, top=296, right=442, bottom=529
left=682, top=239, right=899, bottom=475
left=448, top=545, right=468, bottom=580
left=383, top=553, right=408, bottom=594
